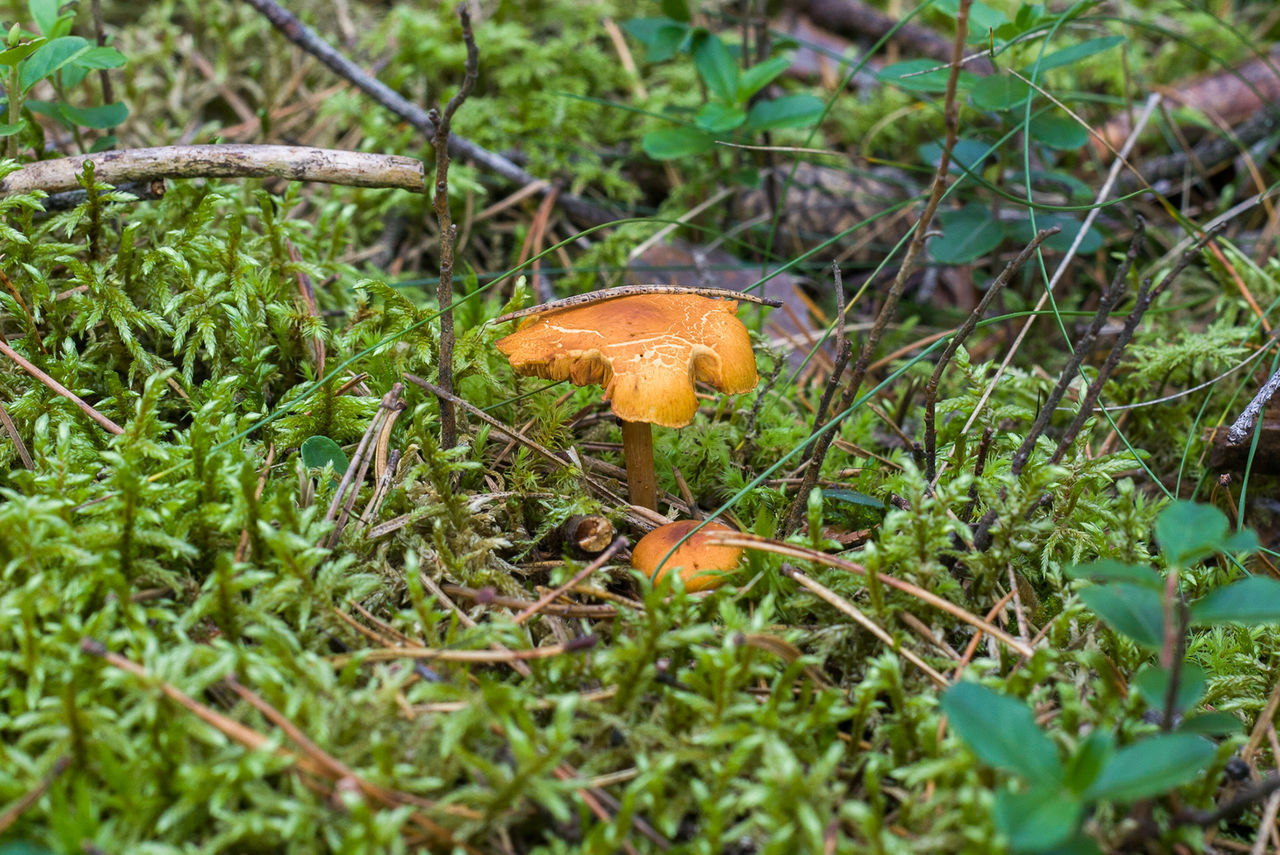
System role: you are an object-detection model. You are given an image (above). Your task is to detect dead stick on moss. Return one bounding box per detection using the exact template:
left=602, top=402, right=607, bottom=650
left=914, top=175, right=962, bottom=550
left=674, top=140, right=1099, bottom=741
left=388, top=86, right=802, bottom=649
left=240, top=0, right=615, bottom=227
left=331, top=635, right=598, bottom=666
left=0, top=338, right=123, bottom=435
left=971, top=225, right=1144, bottom=551
left=0, top=399, right=32, bottom=469
left=0, top=145, right=425, bottom=195
left=0, top=756, right=69, bottom=834
left=781, top=0, right=974, bottom=536
left=512, top=537, right=627, bottom=625
left=779, top=563, right=949, bottom=687
left=325, top=383, right=403, bottom=547
left=430, top=6, right=478, bottom=451
left=709, top=531, right=1034, bottom=659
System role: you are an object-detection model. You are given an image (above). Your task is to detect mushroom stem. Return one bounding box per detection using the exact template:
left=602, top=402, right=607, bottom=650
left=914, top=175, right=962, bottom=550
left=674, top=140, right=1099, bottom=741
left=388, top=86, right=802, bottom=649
left=620, top=420, right=658, bottom=510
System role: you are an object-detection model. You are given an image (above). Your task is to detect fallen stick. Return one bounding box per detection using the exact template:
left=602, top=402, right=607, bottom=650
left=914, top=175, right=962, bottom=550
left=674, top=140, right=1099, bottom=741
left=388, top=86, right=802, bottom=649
left=0, top=145, right=425, bottom=196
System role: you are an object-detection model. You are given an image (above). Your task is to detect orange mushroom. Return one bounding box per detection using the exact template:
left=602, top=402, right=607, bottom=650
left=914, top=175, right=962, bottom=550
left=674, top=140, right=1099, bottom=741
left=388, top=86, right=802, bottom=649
left=495, top=292, right=758, bottom=509
left=631, top=520, right=743, bottom=592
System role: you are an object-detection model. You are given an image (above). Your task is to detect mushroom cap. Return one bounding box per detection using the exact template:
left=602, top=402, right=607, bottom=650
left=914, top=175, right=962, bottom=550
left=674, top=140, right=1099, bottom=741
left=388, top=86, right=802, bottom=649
left=631, top=520, right=742, bottom=592
left=495, top=293, right=758, bottom=428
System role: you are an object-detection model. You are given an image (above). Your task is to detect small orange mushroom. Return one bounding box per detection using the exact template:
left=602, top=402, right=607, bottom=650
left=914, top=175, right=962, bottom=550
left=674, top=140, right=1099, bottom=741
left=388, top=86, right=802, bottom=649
left=495, top=292, right=758, bottom=509
left=631, top=520, right=743, bottom=592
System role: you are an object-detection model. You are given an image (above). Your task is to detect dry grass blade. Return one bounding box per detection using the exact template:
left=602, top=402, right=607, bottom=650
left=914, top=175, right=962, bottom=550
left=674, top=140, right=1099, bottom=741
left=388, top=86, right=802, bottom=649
left=779, top=564, right=949, bottom=687
left=0, top=756, right=69, bottom=834
left=511, top=536, right=627, bottom=624
left=0, top=398, right=33, bottom=469
left=0, top=338, right=123, bottom=435
left=706, top=532, right=1034, bottom=659
left=330, top=635, right=598, bottom=666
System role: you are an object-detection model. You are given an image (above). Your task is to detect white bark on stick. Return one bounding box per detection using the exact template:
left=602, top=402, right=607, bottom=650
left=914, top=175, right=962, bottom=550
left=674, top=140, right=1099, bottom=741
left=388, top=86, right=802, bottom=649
left=0, top=145, right=426, bottom=195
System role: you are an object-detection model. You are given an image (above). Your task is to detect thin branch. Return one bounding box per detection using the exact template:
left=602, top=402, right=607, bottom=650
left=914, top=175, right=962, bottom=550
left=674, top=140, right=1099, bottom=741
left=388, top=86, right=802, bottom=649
left=239, top=0, right=615, bottom=226
left=925, top=228, right=1058, bottom=483
left=0, top=398, right=32, bottom=469
left=782, top=0, right=974, bottom=535
left=430, top=6, right=478, bottom=451
left=330, top=635, right=598, bottom=666
left=707, top=531, right=1034, bottom=658
left=779, top=563, right=950, bottom=687
left=0, top=338, right=123, bottom=435
left=511, top=537, right=627, bottom=625
left=1, top=145, right=425, bottom=195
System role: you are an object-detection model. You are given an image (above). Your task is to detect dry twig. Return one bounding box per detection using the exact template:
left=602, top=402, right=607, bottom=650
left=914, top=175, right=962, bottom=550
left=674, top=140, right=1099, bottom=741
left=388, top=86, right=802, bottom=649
left=0, top=145, right=425, bottom=195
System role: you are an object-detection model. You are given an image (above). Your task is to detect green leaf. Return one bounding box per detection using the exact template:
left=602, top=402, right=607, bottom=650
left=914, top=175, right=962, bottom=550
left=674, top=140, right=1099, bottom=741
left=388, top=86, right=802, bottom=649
left=660, top=0, right=691, bottom=23
left=1083, top=733, right=1214, bottom=802
left=919, top=138, right=995, bottom=175
left=1132, top=662, right=1206, bottom=716
left=28, top=0, right=59, bottom=36
left=1191, top=576, right=1280, bottom=626
left=641, top=126, right=714, bottom=159
left=694, top=102, right=745, bottom=133
left=931, top=204, right=1003, bottom=264
left=0, top=119, right=26, bottom=136
left=1078, top=583, right=1165, bottom=649
left=1221, top=529, right=1260, bottom=555
left=72, top=45, right=126, bottom=70
left=60, top=101, right=127, bottom=129
left=1062, top=729, right=1115, bottom=794
left=942, top=682, right=1062, bottom=781
left=737, top=55, right=791, bottom=102
left=1029, top=35, right=1126, bottom=74
left=621, top=19, right=688, bottom=63
left=995, top=786, right=1082, bottom=853
left=1178, top=711, right=1244, bottom=736
left=300, top=435, right=348, bottom=475
left=1156, top=501, right=1229, bottom=566
left=1065, top=559, right=1161, bottom=588
left=1029, top=113, right=1088, bottom=150
left=19, top=35, right=90, bottom=91
left=933, top=0, right=1008, bottom=43
left=822, top=489, right=885, bottom=511
left=743, top=93, right=824, bottom=131
left=971, top=74, right=1033, bottom=111
left=692, top=31, right=738, bottom=103
left=0, top=41, right=41, bottom=67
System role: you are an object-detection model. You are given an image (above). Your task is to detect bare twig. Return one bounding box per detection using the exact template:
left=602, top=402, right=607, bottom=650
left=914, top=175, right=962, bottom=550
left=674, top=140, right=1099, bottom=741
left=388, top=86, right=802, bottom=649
left=782, top=0, right=974, bottom=535
left=925, top=228, right=1057, bottom=483
left=511, top=537, right=627, bottom=625
left=779, top=563, right=949, bottom=687
left=0, top=756, right=69, bottom=834
left=240, top=0, right=615, bottom=226
left=0, top=398, right=32, bottom=469
left=330, top=635, right=598, bottom=666
left=491, top=284, right=782, bottom=325
left=429, top=6, right=478, bottom=451
left=0, top=338, right=123, bottom=435
left=971, top=225, right=1146, bottom=551
left=951, top=94, right=1162, bottom=460
left=0, top=145, right=425, bottom=195
left=709, top=531, right=1034, bottom=658
left=323, top=383, right=404, bottom=547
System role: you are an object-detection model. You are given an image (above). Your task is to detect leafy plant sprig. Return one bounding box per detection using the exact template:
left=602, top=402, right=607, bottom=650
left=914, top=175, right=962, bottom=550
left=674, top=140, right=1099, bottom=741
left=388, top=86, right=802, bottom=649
left=944, top=501, right=1279, bottom=853
left=623, top=1, right=824, bottom=160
